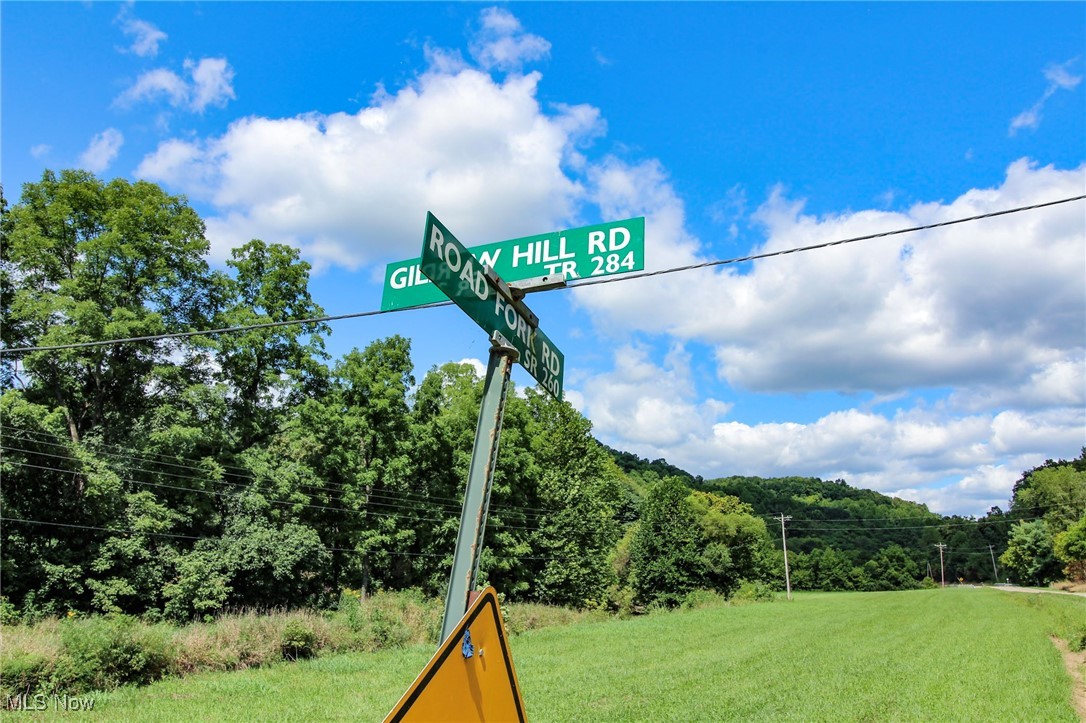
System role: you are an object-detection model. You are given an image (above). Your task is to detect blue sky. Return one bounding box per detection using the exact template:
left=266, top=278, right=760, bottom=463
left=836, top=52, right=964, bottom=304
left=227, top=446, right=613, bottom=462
left=3, top=2, right=1084, bottom=516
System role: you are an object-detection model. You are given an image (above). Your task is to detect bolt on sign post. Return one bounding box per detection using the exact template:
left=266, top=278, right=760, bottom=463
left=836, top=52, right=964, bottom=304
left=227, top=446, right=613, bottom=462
left=416, top=212, right=565, bottom=651
left=383, top=587, right=526, bottom=723
left=382, top=216, right=645, bottom=312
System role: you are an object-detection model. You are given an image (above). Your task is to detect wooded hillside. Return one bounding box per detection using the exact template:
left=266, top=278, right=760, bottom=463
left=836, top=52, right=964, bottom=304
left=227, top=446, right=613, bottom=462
left=2, top=171, right=1082, bottom=622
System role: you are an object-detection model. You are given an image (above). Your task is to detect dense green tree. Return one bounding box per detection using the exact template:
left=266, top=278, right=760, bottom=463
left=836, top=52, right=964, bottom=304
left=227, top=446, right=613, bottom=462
left=330, top=337, right=416, bottom=595
left=687, top=490, right=772, bottom=596
left=1000, top=520, right=1062, bottom=586
left=1053, top=514, right=1086, bottom=581
left=523, top=389, right=622, bottom=607
left=215, top=239, right=330, bottom=447
left=1011, top=455, right=1086, bottom=532
left=629, top=477, right=707, bottom=607
left=1, top=170, right=221, bottom=444
left=866, top=545, right=921, bottom=590
left=86, top=491, right=184, bottom=614
left=0, top=391, right=124, bottom=615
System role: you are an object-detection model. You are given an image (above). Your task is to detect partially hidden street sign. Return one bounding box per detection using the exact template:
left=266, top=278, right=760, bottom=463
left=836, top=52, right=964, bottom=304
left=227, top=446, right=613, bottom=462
left=383, top=586, right=526, bottom=723
left=383, top=216, right=645, bottom=311
left=420, top=212, right=564, bottom=399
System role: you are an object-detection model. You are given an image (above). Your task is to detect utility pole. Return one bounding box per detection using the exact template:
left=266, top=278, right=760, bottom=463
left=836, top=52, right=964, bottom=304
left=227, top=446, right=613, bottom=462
left=779, top=514, right=793, bottom=601
left=935, top=543, right=947, bottom=587
left=989, top=544, right=1000, bottom=583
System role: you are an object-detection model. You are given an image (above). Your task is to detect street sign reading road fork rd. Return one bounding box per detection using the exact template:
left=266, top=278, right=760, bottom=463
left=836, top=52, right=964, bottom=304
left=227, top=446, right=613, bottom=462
left=420, top=212, right=564, bottom=399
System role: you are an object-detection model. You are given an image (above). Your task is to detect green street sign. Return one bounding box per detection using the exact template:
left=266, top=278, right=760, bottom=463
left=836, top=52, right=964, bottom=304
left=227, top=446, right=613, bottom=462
left=383, top=216, right=645, bottom=311
left=420, top=212, right=564, bottom=399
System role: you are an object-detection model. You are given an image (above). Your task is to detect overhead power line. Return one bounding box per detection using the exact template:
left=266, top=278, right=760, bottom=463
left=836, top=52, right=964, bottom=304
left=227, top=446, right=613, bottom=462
left=566, top=194, right=1086, bottom=290
left=0, top=516, right=589, bottom=565
left=2, top=194, right=1081, bottom=356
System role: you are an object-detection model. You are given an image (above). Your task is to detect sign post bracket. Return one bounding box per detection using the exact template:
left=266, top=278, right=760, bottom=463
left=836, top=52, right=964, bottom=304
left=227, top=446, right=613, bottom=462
left=440, top=332, right=518, bottom=644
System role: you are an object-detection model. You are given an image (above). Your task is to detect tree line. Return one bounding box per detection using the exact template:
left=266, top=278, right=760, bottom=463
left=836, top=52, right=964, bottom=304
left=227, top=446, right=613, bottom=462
left=1, top=170, right=1082, bottom=623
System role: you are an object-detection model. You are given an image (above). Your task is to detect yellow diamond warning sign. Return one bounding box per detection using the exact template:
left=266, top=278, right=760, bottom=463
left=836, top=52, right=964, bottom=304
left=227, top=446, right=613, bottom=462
left=383, top=587, right=526, bottom=722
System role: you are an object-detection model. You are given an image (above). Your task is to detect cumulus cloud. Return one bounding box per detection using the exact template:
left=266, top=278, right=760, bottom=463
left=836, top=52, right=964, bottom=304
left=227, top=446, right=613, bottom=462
left=117, top=8, right=167, bottom=58
left=576, top=159, right=1086, bottom=396
left=116, top=68, right=188, bottom=108
left=582, top=343, right=732, bottom=447
left=579, top=346, right=1084, bottom=515
left=1010, top=58, right=1082, bottom=134
left=79, top=128, right=124, bottom=173
left=571, top=156, right=1084, bottom=516
left=470, top=7, right=551, bottom=72
left=116, top=57, right=235, bottom=113
left=187, top=58, right=237, bottom=112
left=137, top=60, right=600, bottom=267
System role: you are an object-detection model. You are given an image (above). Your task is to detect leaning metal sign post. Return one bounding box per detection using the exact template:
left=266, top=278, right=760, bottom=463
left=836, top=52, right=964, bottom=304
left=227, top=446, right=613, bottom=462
left=419, top=212, right=565, bottom=649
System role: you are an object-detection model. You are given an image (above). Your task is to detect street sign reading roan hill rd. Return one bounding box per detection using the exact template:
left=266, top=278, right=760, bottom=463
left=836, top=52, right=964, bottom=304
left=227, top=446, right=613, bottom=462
left=383, top=216, right=645, bottom=311
left=420, top=212, right=564, bottom=399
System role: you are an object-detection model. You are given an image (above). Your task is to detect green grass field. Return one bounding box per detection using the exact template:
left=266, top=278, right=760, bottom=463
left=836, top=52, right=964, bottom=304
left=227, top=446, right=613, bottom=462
left=76, top=588, right=1083, bottom=721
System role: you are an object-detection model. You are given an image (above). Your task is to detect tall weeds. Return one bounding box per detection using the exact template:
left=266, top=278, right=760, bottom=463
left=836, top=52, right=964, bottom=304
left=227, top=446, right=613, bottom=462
left=0, top=587, right=605, bottom=700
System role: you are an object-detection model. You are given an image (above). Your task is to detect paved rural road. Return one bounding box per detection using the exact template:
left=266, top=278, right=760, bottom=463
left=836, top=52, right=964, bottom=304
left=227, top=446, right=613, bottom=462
left=992, top=585, right=1086, bottom=598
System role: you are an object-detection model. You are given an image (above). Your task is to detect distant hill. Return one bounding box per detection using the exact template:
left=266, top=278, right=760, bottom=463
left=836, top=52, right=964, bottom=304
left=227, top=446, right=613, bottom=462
left=601, top=444, right=701, bottom=484
left=600, top=446, right=993, bottom=578
left=600, top=447, right=1070, bottom=585
left=694, top=475, right=941, bottom=558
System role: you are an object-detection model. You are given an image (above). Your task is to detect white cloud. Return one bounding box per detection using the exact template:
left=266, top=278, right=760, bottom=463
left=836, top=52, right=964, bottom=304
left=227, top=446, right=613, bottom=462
left=579, top=344, right=731, bottom=448
left=137, top=58, right=600, bottom=267
left=1044, top=60, right=1084, bottom=90
left=1010, top=58, right=1082, bottom=135
left=186, top=58, right=236, bottom=112
left=570, top=156, right=1084, bottom=514
left=115, top=57, right=235, bottom=113
left=579, top=346, right=1084, bottom=515
left=116, top=68, right=189, bottom=108
left=79, top=128, right=124, bottom=173
left=592, top=48, right=613, bottom=67
left=576, top=159, right=1086, bottom=397
left=30, top=144, right=52, bottom=159
left=708, top=184, right=748, bottom=239
left=118, top=13, right=167, bottom=58
left=470, top=7, right=551, bottom=72
left=455, top=357, right=487, bottom=379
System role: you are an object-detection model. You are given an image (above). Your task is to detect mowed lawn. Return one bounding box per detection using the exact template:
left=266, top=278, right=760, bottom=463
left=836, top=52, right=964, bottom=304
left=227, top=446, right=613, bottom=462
left=90, top=588, right=1081, bottom=722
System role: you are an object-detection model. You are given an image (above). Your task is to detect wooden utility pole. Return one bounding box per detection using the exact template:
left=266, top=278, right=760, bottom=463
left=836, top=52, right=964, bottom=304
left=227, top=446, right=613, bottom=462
left=779, top=514, right=793, bottom=601
left=988, top=544, right=1000, bottom=583
left=935, top=543, right=947, bottom=587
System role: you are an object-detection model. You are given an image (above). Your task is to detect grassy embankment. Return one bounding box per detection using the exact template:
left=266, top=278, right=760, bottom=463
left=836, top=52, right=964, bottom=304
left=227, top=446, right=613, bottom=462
left=66, top=588, right=1086, bottom=721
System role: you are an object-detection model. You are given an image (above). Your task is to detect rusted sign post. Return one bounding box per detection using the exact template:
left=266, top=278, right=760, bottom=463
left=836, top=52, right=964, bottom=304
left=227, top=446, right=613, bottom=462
left=417, top=212, right=564, bottom=645
left=439, top=334, right=515, bottom=644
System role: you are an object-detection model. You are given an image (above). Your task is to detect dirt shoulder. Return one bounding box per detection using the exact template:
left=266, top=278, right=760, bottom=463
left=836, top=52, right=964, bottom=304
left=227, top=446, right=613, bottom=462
left=992, top=586, right=1086, bottom=720
left=1052, top=636, right=1086, bottom=722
